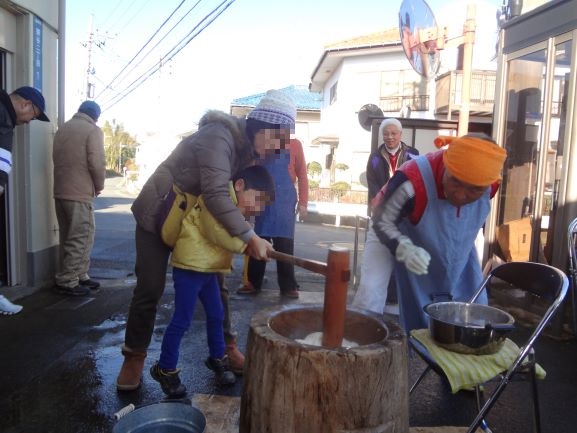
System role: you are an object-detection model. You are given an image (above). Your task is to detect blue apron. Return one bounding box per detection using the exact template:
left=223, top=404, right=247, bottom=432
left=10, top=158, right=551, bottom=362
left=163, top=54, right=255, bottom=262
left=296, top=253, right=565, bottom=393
left=395, top=155, right=490, bottom=331
left=255, top=150, right=297, bottom=238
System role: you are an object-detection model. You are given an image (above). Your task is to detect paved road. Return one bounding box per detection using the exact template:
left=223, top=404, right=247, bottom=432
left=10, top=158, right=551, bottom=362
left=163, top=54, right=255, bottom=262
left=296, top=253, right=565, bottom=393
left=0, top=177, right=575, bottom=433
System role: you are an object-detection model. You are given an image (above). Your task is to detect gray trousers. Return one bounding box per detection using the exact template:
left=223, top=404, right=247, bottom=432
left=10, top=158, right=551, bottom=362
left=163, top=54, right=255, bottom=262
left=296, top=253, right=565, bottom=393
left=55, top=199, right=95, bottom=287
left=125, top=225, right=236, bottom=352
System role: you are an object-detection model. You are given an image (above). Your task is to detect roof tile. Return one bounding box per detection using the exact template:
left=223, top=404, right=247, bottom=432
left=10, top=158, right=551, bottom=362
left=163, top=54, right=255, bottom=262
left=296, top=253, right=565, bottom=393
left=231, top=85, right=322, bottom=110
left=324, top=28, right=400, bottom=49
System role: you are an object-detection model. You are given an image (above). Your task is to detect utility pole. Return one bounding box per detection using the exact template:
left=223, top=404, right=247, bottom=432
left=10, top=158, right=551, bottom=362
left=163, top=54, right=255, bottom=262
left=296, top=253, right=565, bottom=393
left=82, top=15, right=111, bottom=100
left=457, top=3, right=476, bottom=136
left=85, top=14, right=95, bottom=100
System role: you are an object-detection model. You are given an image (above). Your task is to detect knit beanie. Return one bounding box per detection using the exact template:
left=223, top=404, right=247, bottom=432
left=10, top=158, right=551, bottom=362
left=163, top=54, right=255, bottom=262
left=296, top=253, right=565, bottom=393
left=78, top=100, right=101, bottom=121
left=247, top=89, right=296, bottom=127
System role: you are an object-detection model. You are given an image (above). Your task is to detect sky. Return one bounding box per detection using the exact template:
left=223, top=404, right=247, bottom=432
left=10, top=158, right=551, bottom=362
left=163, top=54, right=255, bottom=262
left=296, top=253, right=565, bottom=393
left=65, top=0, right=504, bottom=139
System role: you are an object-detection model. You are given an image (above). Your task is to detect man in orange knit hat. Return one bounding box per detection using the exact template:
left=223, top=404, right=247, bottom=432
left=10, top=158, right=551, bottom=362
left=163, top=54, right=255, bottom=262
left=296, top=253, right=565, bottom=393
left=371, top=133, right=507, bottom=331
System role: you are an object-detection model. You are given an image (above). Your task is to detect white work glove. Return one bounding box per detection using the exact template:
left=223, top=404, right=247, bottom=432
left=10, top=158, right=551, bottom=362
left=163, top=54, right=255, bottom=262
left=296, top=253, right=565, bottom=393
left=395, top=236, right=431, bottom=275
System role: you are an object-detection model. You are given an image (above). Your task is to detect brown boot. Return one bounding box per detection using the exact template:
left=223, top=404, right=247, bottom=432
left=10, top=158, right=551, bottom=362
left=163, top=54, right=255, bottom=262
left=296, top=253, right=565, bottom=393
left=116, top=345, right=147, bottom=391
left=225, top=342, right=245, bottom=376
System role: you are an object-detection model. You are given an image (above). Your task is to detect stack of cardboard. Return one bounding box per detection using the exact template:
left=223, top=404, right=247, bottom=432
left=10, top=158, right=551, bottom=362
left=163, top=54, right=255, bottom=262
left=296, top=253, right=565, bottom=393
left=497, top=217, right=532, bottom=262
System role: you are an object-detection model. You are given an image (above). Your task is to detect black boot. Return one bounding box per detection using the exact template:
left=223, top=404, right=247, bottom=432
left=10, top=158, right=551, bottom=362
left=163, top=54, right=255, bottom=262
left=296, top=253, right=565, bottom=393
left=150, top=361, right=187, bottom=398
left=205, top=355, right=236, bottom=386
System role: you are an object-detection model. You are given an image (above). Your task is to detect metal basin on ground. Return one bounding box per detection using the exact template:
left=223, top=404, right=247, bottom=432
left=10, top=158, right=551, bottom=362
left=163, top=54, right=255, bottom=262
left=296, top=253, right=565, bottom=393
left=113, top=402, right=206, bottom=433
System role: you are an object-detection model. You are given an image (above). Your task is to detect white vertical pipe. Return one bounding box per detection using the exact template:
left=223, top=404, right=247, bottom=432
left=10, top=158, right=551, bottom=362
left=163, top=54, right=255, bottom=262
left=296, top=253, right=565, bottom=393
left=58, top=0, right=66, bottom=127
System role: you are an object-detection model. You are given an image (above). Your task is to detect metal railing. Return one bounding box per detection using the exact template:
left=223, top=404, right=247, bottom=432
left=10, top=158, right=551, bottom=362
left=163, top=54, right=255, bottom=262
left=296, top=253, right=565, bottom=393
left=308, top=188, right=368, bottom=205
left=435, top=70, right=496, bottom=115
left=352, top=215, right=370, bottom=292
left=379, top=94, right=429, bottom=113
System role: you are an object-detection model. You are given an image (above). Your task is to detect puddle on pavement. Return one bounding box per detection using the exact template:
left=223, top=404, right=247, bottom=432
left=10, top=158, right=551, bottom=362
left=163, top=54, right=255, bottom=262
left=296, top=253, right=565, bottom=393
left=92, top=315, right=127, bottom=331
left=0, top=353, right=111, bottom=433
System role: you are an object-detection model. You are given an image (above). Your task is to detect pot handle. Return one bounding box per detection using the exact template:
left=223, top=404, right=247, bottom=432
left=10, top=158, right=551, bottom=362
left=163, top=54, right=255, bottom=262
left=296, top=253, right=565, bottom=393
left=485, top=323, right=515, bottom=332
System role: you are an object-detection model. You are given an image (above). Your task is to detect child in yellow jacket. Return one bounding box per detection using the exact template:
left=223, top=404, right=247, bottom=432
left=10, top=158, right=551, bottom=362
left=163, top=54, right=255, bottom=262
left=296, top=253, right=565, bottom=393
left=150, top=165, right=274, bottom=397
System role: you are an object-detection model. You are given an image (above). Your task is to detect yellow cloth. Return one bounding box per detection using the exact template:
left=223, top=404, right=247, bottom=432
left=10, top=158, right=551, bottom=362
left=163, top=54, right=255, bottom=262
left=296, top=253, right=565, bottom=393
left=160, top=185, right=197, bottom=248
left=440, top=135, right=507, bottom=186
left=411, top=328, right=546, bottom=394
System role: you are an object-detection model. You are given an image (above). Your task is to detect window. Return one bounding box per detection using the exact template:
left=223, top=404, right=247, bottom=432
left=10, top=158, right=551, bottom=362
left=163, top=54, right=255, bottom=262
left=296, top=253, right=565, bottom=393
left=379, top=70, right=428, bottom=112
left=329, top=81, right=338, bottom=105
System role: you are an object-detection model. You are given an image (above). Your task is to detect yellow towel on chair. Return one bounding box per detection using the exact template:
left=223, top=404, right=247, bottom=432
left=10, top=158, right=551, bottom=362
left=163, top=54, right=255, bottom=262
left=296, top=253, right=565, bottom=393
left=411, top=328, right=546, bottom=393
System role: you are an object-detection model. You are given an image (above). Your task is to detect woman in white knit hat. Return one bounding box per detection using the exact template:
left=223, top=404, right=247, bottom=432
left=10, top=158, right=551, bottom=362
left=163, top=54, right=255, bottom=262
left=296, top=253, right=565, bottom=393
left=116, top=89, right=296, bottom=392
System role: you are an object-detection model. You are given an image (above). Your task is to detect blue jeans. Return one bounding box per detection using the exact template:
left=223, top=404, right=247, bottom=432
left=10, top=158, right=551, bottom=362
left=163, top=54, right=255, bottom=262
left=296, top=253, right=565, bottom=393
left=159, top=267, right=225, bottom=370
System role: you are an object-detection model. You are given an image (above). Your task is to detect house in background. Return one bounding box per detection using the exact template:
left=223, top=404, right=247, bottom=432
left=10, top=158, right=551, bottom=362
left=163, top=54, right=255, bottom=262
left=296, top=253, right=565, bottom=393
left=309, top=28, right=425, bottom=191
left=308, top=1, right=502, bottom=195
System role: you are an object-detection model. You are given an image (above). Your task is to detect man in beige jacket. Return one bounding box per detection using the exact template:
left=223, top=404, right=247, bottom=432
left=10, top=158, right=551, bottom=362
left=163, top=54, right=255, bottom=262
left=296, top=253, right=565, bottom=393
left=52, top=100, right=105, bottom=296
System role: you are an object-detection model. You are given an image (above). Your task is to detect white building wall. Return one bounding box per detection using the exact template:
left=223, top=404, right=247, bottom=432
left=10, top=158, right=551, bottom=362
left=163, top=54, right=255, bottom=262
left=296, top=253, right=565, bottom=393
left=317, top=49, right=429, bottom=190
left=9, top=0, right=58, bottom=29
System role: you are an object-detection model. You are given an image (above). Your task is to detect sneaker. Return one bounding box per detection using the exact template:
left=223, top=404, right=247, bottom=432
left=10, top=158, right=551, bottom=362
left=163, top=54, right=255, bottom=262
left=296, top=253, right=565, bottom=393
left=53, top=285, right=90, bottom=297
left=0, top=295, right=23, bottom=315
left=205, top=356, right=236, bottom=386
left=80, top=279, right=100, bottom=291
left=150, top=361, right=187, bottom=398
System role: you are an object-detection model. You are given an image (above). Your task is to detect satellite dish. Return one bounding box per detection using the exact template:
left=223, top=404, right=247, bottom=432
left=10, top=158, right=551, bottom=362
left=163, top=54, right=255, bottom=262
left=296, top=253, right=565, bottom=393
left=398, top=0, right=442, bottom=79
left=358, top=104, right=384, bottom=131
left=359, top=172, right=368, bottom=188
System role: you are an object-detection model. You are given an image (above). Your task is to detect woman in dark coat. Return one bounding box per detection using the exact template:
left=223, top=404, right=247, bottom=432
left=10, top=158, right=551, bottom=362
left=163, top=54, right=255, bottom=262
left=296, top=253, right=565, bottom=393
left=116, top=90, right=297, bottom=391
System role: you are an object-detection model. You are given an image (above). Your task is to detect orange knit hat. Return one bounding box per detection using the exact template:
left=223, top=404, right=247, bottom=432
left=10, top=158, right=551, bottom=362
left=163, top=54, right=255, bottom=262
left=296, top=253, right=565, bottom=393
left=439, top=135, right=507, bottom=186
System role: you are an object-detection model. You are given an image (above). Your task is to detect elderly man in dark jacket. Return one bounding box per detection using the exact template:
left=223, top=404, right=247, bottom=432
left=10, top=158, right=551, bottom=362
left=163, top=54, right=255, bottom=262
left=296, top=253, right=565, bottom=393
left=117, top=89, right=296, bottom=391
left=52, top=101, right=105, bottom=297
left=366, top=118, right=418, bottom=204
left=0, top=86, right=49, bottom=315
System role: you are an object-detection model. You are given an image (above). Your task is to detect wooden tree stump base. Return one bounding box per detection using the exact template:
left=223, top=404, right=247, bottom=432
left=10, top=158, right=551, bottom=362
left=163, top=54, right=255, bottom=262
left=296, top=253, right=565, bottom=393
left=240, top=304, right=409, bottom=433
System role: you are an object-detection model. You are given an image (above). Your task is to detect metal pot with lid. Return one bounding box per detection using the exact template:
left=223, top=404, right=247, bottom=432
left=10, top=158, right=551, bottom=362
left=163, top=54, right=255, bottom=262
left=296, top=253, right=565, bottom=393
left=424, top=302, right=515, bottom=355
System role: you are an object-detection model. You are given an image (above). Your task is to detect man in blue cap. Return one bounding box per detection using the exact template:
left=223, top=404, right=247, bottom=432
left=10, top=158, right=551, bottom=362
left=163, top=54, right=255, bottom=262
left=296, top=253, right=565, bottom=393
left=52, top=100, right=105, bottom=296
left=0, top=86, right=49, bottom=315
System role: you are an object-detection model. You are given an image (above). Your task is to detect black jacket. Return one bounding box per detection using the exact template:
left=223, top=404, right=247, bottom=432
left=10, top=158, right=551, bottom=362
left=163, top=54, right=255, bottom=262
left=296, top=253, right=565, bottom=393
left=0, top=90, right=17, bottom=188
left=366, top=142, right=419, bottom=201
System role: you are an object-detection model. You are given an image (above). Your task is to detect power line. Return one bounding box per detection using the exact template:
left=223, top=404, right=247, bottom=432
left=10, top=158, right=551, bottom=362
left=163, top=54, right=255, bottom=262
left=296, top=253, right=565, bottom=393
left=113, top=0, right=155, bottom=34
left=96, top=0, right=206, bottom=101
left=97, top=0, right=128, bottom=31
left=95, top=0, right=189, bottom=99
left=104, top=0, right=141, bottom=35
left=101, top=0, right=236, bottom=113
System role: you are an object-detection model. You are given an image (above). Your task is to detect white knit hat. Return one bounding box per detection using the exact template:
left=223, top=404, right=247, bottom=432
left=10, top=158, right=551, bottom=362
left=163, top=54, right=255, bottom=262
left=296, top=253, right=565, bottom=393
left=247, top=89, right=296, bottom=126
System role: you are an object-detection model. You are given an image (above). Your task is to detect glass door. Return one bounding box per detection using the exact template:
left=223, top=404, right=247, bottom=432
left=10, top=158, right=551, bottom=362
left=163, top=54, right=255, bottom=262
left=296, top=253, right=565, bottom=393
left=0, top=49, right=7, bottom=285
left=497, top=48, right=547, bottom=262
left=497, top=36, right=573, bottom=263
left=542, top=39, right=572, bottom=263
